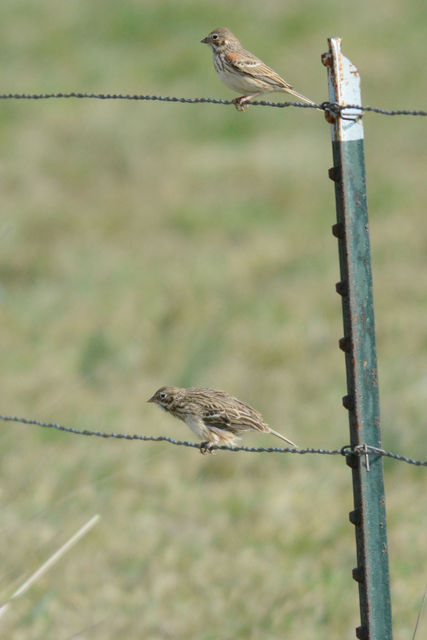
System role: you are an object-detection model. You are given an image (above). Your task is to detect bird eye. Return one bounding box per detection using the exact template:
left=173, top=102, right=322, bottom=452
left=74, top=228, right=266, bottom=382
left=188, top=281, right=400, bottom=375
left=159, top=392, right=167, bottom=400
left=212, top=34, right=218, bottom=40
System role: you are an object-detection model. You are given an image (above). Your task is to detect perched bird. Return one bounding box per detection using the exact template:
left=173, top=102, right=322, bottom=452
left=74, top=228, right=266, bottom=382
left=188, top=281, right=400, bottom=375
left=201, top=27, right=315, bottom=111
left=148, top=386, right=297, bottom=453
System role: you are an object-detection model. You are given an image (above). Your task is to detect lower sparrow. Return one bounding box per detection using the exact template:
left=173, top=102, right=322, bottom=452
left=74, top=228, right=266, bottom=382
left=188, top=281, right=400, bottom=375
left=148, top=386, right=297, bottom=453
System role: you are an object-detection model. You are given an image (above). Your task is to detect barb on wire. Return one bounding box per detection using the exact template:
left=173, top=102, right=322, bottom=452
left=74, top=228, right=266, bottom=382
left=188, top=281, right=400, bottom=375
left=0, top=413, right=426, bottom=465
left=0, top=93, right=426, bottom=116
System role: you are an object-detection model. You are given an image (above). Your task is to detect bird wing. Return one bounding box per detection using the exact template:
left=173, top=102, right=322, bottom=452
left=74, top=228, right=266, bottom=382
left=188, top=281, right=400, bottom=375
left=225, top=51, right=293, bottom=90
left=201, top=394, right=269, bottom=434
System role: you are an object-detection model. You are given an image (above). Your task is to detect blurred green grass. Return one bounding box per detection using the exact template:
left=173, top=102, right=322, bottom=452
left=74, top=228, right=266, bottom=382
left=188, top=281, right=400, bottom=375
left=0, top=1, right=426, bottom=638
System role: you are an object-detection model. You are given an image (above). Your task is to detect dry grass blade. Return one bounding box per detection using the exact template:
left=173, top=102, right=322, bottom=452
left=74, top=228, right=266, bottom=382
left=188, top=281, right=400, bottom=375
left=0, top=514, right=100, bottom=621
left=412, top=583, right=427, bottom=640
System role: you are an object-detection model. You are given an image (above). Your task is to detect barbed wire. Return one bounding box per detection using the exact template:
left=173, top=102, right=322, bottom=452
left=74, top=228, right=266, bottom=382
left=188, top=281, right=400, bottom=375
left=0, top=413, right=425, bottom=465
left=0, top=93, right=426, bottom=116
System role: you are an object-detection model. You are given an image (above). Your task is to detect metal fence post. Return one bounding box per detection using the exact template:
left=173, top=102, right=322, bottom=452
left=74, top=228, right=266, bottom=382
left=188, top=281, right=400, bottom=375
left=322, top=38, right=393, bottom=640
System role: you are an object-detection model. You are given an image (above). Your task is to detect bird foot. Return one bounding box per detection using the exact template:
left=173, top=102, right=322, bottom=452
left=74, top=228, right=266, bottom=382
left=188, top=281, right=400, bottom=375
left=233, top=97, right=250, bottom=112
left=200, top=441, right=216, bottom=455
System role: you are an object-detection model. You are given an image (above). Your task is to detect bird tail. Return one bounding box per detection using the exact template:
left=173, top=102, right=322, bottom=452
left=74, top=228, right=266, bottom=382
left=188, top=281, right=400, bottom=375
left=286, top=87, right=316, bottom=106
left=269, top=428, right=298, bottom=448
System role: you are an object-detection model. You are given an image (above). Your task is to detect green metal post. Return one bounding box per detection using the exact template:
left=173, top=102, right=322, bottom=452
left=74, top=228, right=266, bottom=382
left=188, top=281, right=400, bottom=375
left=322, top=38, right=393, bottom=640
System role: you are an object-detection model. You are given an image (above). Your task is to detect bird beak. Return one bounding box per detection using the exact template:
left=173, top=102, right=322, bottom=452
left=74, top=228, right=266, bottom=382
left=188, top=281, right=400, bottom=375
left=147, top=394, right=156, bottom=403
left=200, top=37, right=209, bottom=44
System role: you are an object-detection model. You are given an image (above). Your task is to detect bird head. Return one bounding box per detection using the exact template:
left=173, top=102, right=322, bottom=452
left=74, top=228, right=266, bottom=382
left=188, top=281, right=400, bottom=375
left=147, top=386, right=179, bottom=411
left=201, top=28, right=239, bottom=51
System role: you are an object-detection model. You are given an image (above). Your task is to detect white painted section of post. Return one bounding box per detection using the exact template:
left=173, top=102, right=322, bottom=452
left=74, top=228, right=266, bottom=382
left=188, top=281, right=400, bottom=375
left=327, top=38, right=364, bottom=142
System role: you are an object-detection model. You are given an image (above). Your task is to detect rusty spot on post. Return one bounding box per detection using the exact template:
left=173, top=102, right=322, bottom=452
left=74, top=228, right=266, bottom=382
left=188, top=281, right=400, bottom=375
left=321, top=52, right=333, bottom=67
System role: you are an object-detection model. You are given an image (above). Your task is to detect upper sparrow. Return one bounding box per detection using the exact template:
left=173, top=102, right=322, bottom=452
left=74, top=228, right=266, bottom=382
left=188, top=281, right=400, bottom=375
left=148, top=385, right=297, bottom=453
left=201, top=27, right=315, bottom=111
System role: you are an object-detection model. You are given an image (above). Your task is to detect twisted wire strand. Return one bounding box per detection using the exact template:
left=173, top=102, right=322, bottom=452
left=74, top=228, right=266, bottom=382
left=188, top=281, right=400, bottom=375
left=0, top=93, right=426, bottom=116
left=1, top=414, right=425, bottom=465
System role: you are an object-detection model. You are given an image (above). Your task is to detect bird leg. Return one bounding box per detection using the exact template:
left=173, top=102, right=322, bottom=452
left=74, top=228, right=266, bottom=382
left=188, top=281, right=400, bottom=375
left=199, top=441, right=216, bottom=455
left=233, top=96, right=251, bottom=112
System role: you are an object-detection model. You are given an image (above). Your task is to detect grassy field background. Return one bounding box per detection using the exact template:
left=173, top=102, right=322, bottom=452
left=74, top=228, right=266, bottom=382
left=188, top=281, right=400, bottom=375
left=1, top=1, right=426, bottom=638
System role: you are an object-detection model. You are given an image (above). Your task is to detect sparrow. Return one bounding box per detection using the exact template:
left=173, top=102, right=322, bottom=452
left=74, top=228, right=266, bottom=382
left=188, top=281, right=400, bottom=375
left=201, top=27, right=315, bottom=111
left=148, top=385, right=297, bottom=453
